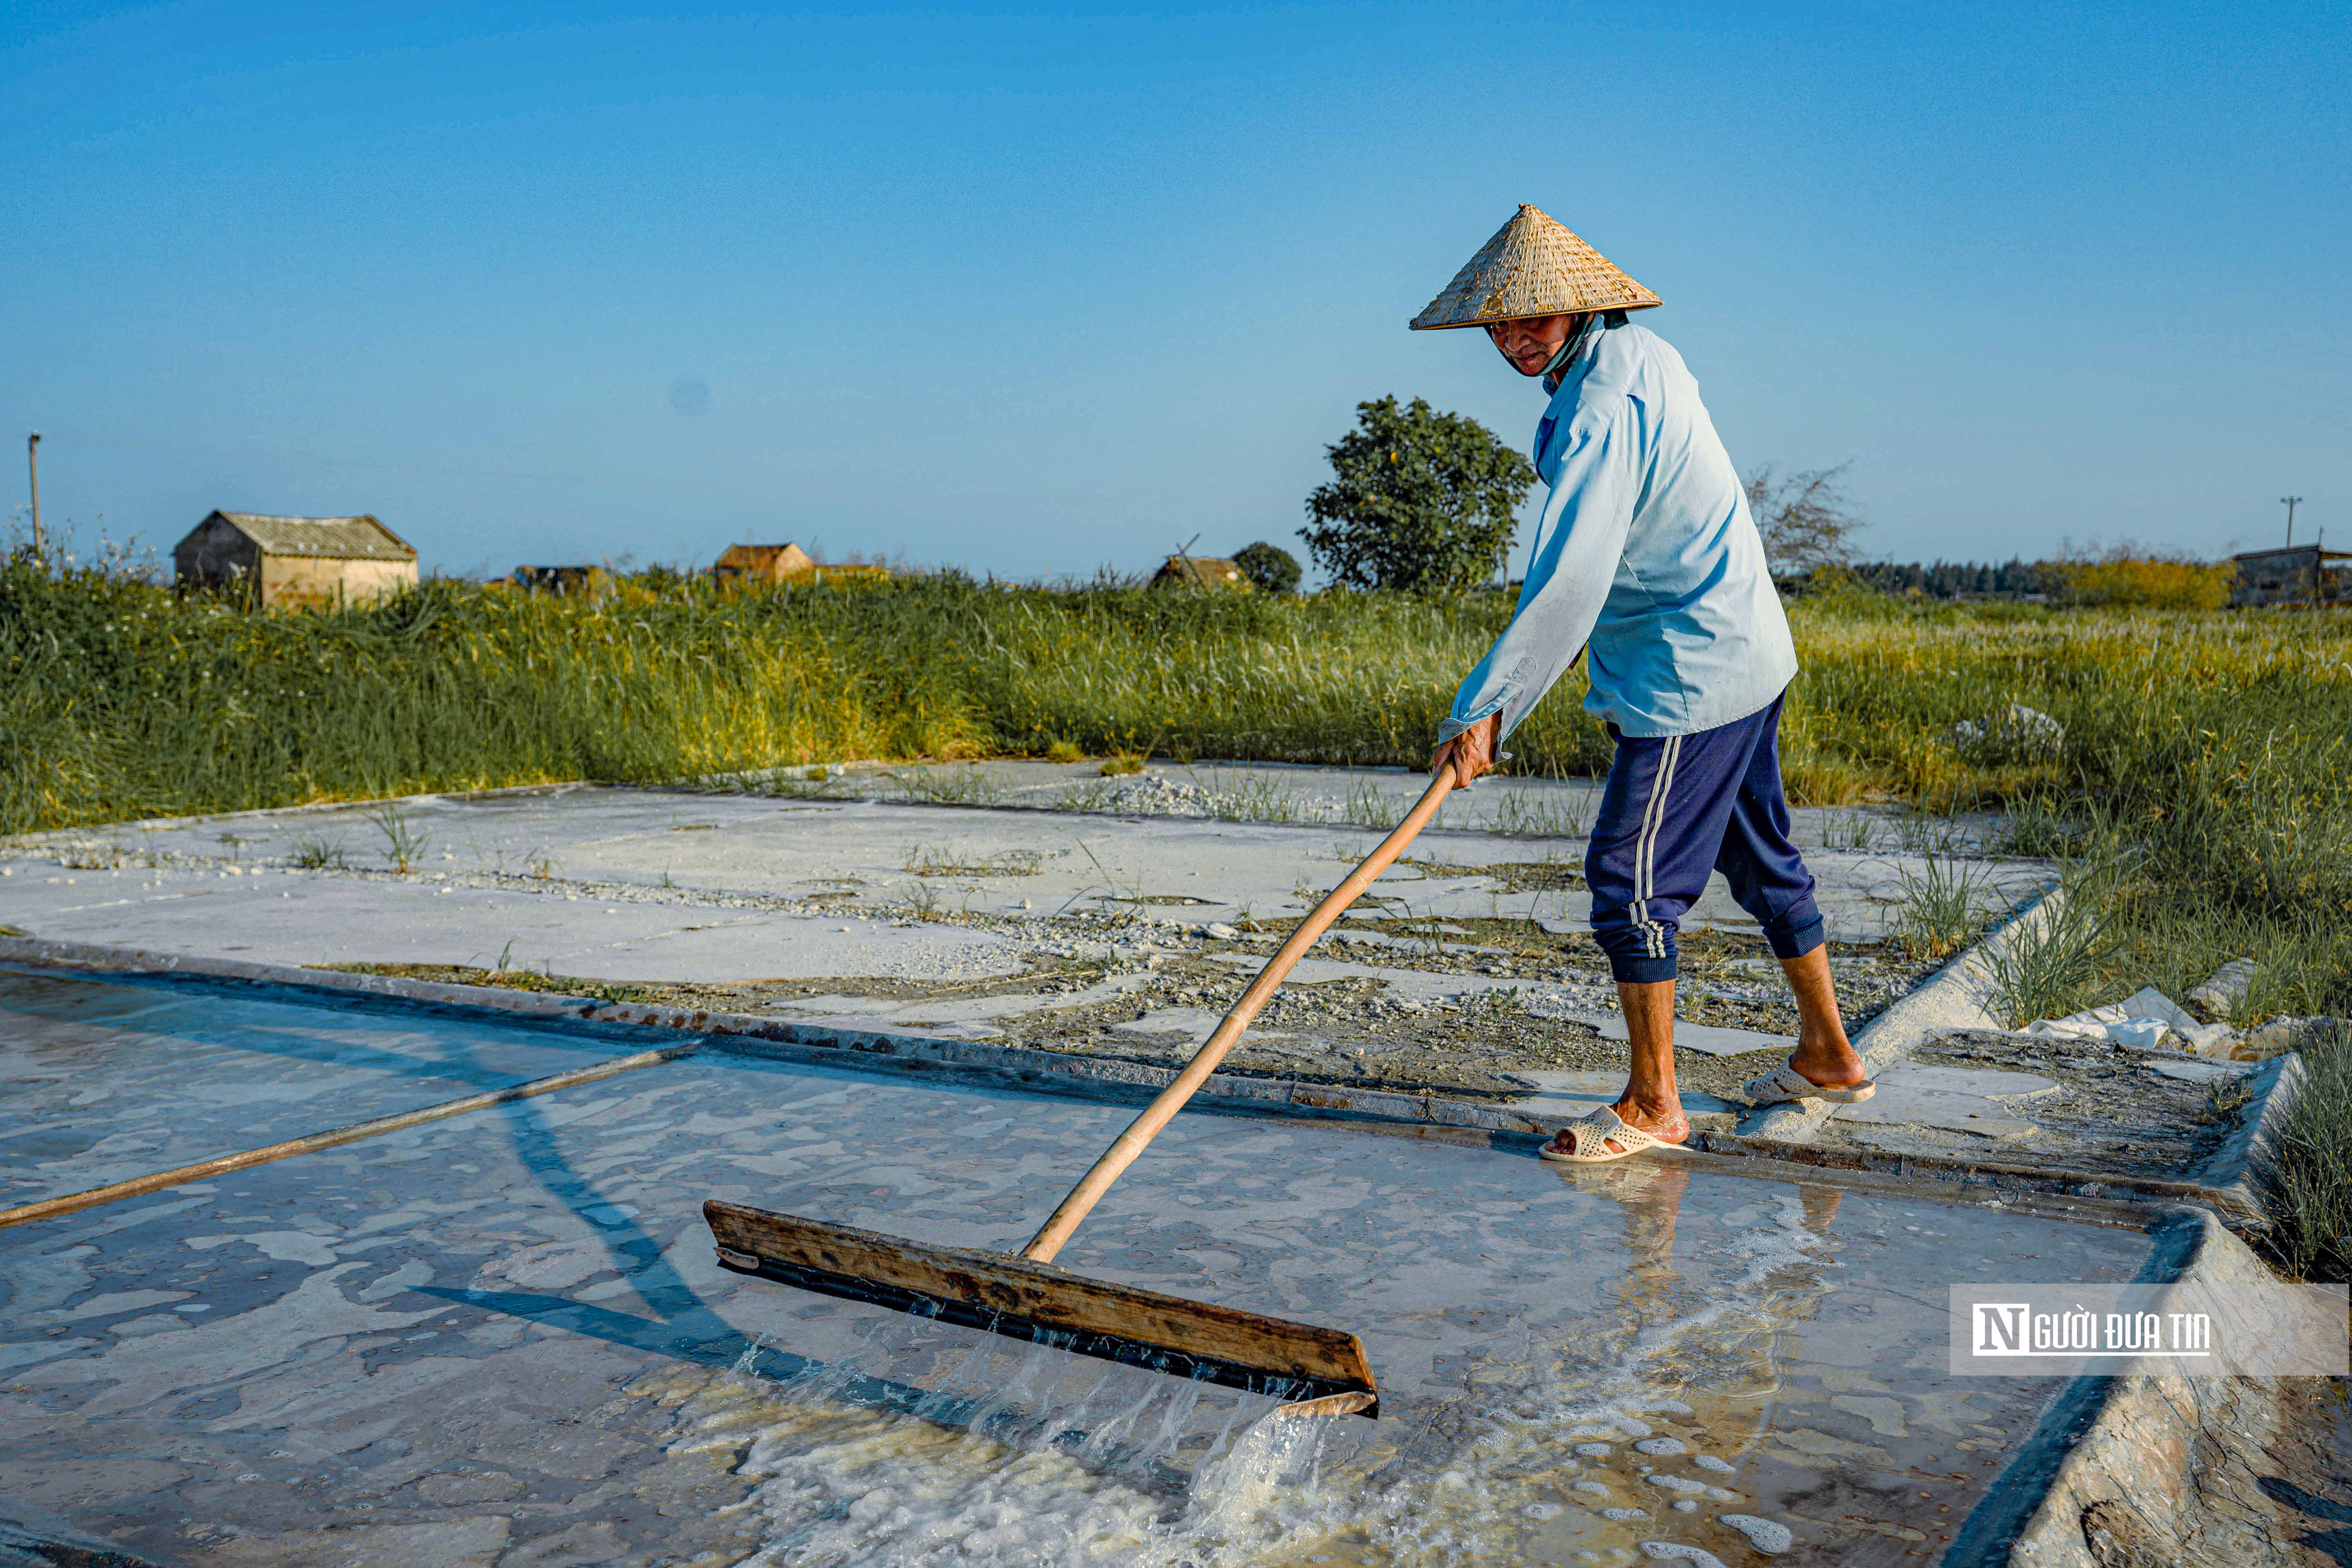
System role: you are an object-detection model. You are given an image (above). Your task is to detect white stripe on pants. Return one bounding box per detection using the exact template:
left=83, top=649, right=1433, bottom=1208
left=1629, top=734, right=1682, bottom=962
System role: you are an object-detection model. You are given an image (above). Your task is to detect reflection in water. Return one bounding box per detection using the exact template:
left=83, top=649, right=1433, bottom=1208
left=683, top=1164, right=1922, bottom=1567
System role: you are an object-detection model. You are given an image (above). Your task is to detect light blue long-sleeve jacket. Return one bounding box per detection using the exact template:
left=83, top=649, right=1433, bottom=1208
left=1440, top=317, right=1798, bottom=743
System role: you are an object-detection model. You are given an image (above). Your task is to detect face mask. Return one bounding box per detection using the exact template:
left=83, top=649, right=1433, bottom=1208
left=1541, top=311, right=1631, bottom=391
left=1539, top=317, right=1593, bottom=389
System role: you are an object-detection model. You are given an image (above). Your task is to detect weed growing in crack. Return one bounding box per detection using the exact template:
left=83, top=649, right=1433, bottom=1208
left=290, top=834, right=351, bottom=871
left=1891, top=810, right=1972, bottom=855
left=903, top=844, right=1047, bottom=877
left=891, top=767, right=1007, bottom=806
left=370, top=805, right=429, bottom=875
left=1342, top=776, right=1393, bottom=827
left=1047, top=778, right=1117, bottom=813
left=1188, top=771, right=1307, bottom=824
left=1488, top=787, right=1589, bottom=838
left=1984, top=868, right=2116, bottom=1027
left=1064, top=840, right=1146, bottom=910
left=1820, top=810, right=1877, bottom=851
left=1893, top=856, right=1991, bottom=962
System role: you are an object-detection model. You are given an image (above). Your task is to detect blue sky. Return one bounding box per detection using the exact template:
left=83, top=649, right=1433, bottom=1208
left=4, top=2, right=2345, bottom=580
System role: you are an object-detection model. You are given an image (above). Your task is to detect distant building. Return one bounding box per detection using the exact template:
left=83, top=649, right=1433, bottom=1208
left=173, top=511, right=417, bottom=608
left=1154, top=555, right=1248, bottom=590
left=512, top=565, right=612, bottom=597
left=712, top=542, right=889, bottom=587
left=2229, top=545, right=2351, bottom=608
left=714, top=542, right=816, bottom=584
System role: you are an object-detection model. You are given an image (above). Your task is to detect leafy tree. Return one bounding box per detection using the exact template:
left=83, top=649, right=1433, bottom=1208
left=1232, top=540, right=1301, bottom=595
left=1302, top=396, right=1535, bottom=593
left=1744, top=463, right=1866, bottom=576
left=1849, top=558, right=2065, bottom=599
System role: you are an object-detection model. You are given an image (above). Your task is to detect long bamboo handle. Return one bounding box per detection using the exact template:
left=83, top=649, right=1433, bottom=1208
left=1021, top=770, right=1457, bottom=1263
left=0, top=1044, right=697, bottom=1231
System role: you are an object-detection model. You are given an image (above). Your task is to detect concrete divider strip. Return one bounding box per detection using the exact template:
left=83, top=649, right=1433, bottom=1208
left=0, top=780, right=595, bottom=849
left=1738, top=883, right=2064, bottom=1142
left=2189, top=1051, right=2304, bottom=1221
left=1944, top=1206, right=2314, bottom=1568
left=1688, top=1129, right=2266, bottom=1228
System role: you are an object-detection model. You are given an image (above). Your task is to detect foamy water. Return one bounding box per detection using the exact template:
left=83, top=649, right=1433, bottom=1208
left=693, top=1186, right=1843, bottom=1568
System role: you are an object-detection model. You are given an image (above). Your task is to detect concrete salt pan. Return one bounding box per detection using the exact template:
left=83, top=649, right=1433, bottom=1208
left=2, top=781, right=2051, bottom=979
left=0, top=968, right=2146, bottom=1568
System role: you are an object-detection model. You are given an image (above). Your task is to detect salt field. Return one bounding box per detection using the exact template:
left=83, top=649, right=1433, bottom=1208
left=0, top=968, right=2153, bottom=1565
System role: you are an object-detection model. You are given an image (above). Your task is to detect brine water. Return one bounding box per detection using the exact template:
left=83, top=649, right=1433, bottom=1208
left=677, top=1182, right=1949, bottom=1567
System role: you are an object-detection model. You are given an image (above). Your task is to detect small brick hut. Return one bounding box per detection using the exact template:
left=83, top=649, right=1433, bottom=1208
left=714, top=542, right=818, bottom=584
left=713, top=542, right=890, bottom=586
left=173, top=512, right=417, bottom=608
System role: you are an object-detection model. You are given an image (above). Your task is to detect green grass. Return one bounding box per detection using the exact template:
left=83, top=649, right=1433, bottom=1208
left=288, top=832, right=351, bottom=871
left=1892, top=854, right=1991, bottom=964
left=2267, top=1024, right=2352, bottom=1282
left=1982, top=864, right=2116, bottom=1027
left=6, top=550, right=2352, bottom=1273
left=369, top=802, right=429, bottom=874
left=903, top=844, right=1047, bottom=877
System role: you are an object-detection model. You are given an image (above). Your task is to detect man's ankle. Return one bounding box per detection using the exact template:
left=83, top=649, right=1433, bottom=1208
left=1795, top=1028, right=1857, bottom=1063
left=1792, top=1040, right=1863, bottom=1085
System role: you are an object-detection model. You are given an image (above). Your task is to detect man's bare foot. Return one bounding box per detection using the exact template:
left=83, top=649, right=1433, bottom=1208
left=1779, top=948, right=1867, bottom=1089
left=1543, top=1097, right=1689, bottom=1158
left=1787, top=1026, right=1868, bottom=1091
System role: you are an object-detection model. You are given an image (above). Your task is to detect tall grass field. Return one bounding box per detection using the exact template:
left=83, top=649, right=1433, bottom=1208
left=6, top=551, right=2350, bottom=1274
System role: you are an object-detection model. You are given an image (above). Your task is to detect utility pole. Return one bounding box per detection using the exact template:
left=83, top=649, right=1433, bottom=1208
left=2281, top=495, right=2303, bottom=548
left=25, top=432, right=39, bottom=558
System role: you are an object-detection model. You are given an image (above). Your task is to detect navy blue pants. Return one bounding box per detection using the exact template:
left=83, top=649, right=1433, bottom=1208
left=1585, top=694, right=1823, bottom=983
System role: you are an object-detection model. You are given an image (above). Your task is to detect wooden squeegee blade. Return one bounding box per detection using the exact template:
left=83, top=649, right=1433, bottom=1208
left=705, top=1199, right=1378, bottom=1414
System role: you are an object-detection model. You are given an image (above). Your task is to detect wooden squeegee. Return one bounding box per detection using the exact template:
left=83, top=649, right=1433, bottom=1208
left=706, top=770, right=1460, bottom=1420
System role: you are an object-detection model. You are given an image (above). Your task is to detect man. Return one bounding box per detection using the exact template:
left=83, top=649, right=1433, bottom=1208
left=1415, top=205, right=1873, bottom=1162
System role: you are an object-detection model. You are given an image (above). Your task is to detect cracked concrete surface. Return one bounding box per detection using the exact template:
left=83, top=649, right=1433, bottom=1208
left=2, top=769, right=2052, bottom=1132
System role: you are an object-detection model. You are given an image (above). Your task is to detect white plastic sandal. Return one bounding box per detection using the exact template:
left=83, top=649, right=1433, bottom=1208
left=1742, top=1055, right=1875, bottom=1106
left=1539, top=1106, right=1683, bottom=1164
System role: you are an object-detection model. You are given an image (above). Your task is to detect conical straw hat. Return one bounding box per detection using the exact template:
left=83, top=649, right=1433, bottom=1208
left=1410, top=204, right=1660, bottom=330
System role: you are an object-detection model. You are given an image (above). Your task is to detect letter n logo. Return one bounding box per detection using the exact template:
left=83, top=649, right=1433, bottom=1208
left=1975, top=1303, right=2030, bottom=1356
